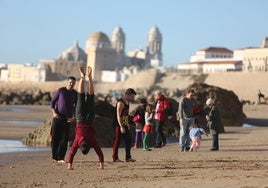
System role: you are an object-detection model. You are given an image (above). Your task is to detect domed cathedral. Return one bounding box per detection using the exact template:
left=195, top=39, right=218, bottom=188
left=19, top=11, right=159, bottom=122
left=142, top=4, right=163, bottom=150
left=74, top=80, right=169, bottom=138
left=85, top=32, right=117, bottom=82
left=40, top=41, right=87, bottom=80
left=40, top=26, right=163, bottom=81
left=146, top=26, right=163, bottom=67
left=84, top=26, right=163, bottom=82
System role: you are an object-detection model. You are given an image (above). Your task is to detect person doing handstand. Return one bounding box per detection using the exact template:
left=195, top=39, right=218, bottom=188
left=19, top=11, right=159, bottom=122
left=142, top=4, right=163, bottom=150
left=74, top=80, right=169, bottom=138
left=67, top=66, right=104, bottom=170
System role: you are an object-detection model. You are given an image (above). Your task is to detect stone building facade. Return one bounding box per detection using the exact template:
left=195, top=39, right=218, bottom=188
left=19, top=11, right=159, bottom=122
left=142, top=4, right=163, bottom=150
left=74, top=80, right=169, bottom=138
left=40, top=41, right=87, bottom=80
left=39, top=26, right=163, bottom=82
left=237, top=38, right=268, bottom=72
left=178, top=37, right=268, bottom=73
left=85, top=26, right=163, bottom=82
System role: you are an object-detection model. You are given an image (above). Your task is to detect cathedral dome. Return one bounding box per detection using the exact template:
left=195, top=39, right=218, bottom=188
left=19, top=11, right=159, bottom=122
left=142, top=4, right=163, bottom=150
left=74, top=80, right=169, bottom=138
left=86, top=31, right=111, bottom=49
left=88, top=32, right=110, bottom=43
left=58, top=41, right=87, bottom=62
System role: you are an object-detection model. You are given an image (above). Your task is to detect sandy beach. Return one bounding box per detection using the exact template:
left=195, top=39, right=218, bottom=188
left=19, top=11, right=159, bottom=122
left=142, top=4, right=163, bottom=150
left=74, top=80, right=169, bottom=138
left=0, top=105, right=51, bottom=140
left=0, top=105, right=268, bottom=187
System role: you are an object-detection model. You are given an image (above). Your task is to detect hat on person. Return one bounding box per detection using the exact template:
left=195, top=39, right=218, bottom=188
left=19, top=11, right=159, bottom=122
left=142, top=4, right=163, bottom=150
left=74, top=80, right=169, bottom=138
left=206, top=98, right=215, bottom=106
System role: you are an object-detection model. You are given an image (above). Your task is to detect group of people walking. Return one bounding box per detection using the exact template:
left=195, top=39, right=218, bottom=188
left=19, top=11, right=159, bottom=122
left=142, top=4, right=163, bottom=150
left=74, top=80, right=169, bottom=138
left=178, top=89, right=224, bottom=152
left=50, top=66, right=224, bottom=170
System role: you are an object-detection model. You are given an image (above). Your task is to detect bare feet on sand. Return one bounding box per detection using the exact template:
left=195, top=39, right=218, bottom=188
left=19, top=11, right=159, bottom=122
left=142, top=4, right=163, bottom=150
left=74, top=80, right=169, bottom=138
left=98, top=163, right=104, bottom=170
left=57, top=160, right=65, bottom=163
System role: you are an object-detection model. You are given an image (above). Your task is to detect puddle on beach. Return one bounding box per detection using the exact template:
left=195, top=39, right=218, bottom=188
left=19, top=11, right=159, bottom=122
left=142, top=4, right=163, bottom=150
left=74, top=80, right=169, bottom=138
left=0, top=120, right=42, bottom=126
left=0, top=107, right=32, bottom=113
left=242, top=123, right=259, bottom=128
left=0, top=140, right=49, bottom=154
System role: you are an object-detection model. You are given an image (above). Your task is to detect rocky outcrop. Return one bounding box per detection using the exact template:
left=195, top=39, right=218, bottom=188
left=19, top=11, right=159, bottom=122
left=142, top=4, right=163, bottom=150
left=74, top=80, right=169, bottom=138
left=22, top=99, right=116, bottom=147
left=187, top=83, right=246, bottom=127
left=22, top=83, right=246, bottom=147
left=0, top=89, right=51, bottom=105
left=21, top=118, right=53, bottom=146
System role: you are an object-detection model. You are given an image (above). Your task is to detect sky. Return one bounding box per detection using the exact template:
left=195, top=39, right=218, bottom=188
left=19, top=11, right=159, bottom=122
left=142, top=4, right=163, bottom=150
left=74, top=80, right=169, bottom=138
left=0, top=0, right=268, bottom=67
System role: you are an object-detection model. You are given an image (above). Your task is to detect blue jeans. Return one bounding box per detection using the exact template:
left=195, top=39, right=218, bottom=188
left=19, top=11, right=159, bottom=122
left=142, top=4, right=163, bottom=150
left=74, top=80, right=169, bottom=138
left=179, top=118, right=195, bottom=149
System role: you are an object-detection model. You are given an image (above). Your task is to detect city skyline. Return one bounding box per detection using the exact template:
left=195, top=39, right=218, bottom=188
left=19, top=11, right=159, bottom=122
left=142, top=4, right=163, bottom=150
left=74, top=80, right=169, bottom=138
left=0, top=0, right=268, bottom=67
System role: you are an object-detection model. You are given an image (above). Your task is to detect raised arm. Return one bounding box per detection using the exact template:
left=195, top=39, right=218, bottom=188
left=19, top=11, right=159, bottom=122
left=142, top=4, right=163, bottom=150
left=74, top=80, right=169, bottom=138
left=87, top=66, right=94, bottom=95
left=67, top=140, right=79, bottom=170
left=77, top=67, right=85, bottom=94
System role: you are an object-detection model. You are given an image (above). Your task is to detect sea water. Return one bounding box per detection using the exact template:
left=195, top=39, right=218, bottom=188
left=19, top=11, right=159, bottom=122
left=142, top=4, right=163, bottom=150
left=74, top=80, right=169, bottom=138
left=0, top=106, right=48, bottom=153
left=0, top=120, right=42, bottom=126
left=0, top=140, right=49, bottom=154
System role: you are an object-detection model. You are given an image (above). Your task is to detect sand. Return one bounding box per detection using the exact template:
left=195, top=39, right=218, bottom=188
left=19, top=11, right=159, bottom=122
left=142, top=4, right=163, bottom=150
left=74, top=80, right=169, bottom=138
left=0, top=105, right=51, bottom=140
left=0, top=127, right=268, bottom=188
left=0, top=105, right=268, bottom=187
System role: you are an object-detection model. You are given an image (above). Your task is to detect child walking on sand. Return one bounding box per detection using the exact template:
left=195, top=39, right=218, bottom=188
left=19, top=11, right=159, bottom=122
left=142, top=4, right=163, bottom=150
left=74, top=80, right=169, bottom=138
left=133, top=98, right=147, bottom=148
left=67, top=66, right=104, bottom=170
left=189, top=124, right=208, bottom=152
left=143, top=104, right=155, bottom=151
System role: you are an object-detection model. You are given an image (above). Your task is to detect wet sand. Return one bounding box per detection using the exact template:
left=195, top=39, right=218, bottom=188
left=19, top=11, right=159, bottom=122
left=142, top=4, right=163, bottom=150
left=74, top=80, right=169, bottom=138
left=0, top=105, right=51, bottom=139
left=0, top=105, right=268, bottom=187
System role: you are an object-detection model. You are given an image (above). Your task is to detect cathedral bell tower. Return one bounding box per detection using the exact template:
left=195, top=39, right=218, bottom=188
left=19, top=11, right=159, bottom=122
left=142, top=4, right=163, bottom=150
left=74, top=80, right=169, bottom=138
left=146, top=26, right=163, bottom=67
left=111, top=26, right=125, bottom=55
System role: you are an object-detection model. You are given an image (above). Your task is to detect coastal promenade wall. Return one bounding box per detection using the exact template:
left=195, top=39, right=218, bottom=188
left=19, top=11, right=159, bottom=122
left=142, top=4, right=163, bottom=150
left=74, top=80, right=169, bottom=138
left=205, top=72, right=268, bottom=102
left=0, top=70, right=267, bottom=102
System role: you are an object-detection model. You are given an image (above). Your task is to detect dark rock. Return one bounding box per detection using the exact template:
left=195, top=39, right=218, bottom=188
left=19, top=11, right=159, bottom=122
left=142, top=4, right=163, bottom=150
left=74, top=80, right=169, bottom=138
left=22, top=100, right=116, bottom=147
left=95, top=99, right=115, bottom=119
left=0, top=89, right=52, bottom=105
left=187, top=83, right=246, bottom=127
